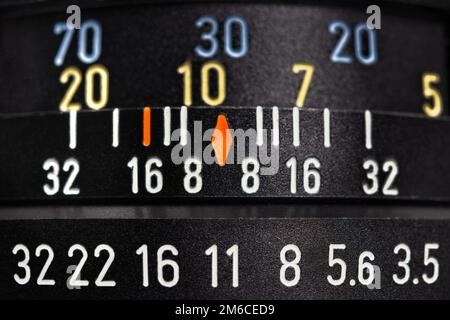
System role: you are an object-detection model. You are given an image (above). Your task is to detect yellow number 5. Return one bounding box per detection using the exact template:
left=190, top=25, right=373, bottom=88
left=292, top=63, right=314, bottom=108
left=422, top=72, right=443, bottom=118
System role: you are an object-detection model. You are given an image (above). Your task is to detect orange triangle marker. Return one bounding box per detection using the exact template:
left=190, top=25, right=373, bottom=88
left=211, top=114, right=232, bottom=167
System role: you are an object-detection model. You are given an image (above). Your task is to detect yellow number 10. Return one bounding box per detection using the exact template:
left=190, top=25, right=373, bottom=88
left=177, top=61, right=226, bottom=106
left=292, top=63, right=314, bottom=108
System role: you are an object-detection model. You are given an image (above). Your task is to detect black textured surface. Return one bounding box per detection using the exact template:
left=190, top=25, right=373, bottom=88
left=2, top=203, right=450, bottom=219
left=0, top=0, right=449, bottom=11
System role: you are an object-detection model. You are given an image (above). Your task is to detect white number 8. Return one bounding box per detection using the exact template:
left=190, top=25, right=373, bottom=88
left=280, top=244, right=301, bottom=287
left=241, top=157, right=260, bottom=194
left=184, top=158, right=202, bottom=194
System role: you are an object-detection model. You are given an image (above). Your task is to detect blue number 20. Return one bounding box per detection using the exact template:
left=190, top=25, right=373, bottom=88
left=329, top=21, right=377, bottom=65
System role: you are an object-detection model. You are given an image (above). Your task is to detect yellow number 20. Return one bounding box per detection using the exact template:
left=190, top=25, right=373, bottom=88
left=59, top=64, right=109, bottom=112
left=422, top=72, right=443, bottom=118
left=292, top=63, right=314, bottom=108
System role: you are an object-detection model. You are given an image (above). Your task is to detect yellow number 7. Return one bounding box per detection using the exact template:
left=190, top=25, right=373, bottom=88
left=292, top=63, right=314, bottom=108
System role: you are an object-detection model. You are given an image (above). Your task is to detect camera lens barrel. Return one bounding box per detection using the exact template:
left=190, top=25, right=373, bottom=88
left=0, top=0, right=449, bottom=300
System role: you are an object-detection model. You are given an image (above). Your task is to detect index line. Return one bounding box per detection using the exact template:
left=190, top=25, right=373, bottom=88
left=69, top=109, right=77, bottom=150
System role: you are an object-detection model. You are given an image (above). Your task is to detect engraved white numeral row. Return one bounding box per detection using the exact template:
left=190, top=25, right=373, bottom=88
left=12, top=243, right=116, bottom=287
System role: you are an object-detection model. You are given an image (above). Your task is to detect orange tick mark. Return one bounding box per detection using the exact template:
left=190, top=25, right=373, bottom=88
left=211, top=114, right=232, bottom=167
left=143, top=107, right=151, bottom=147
